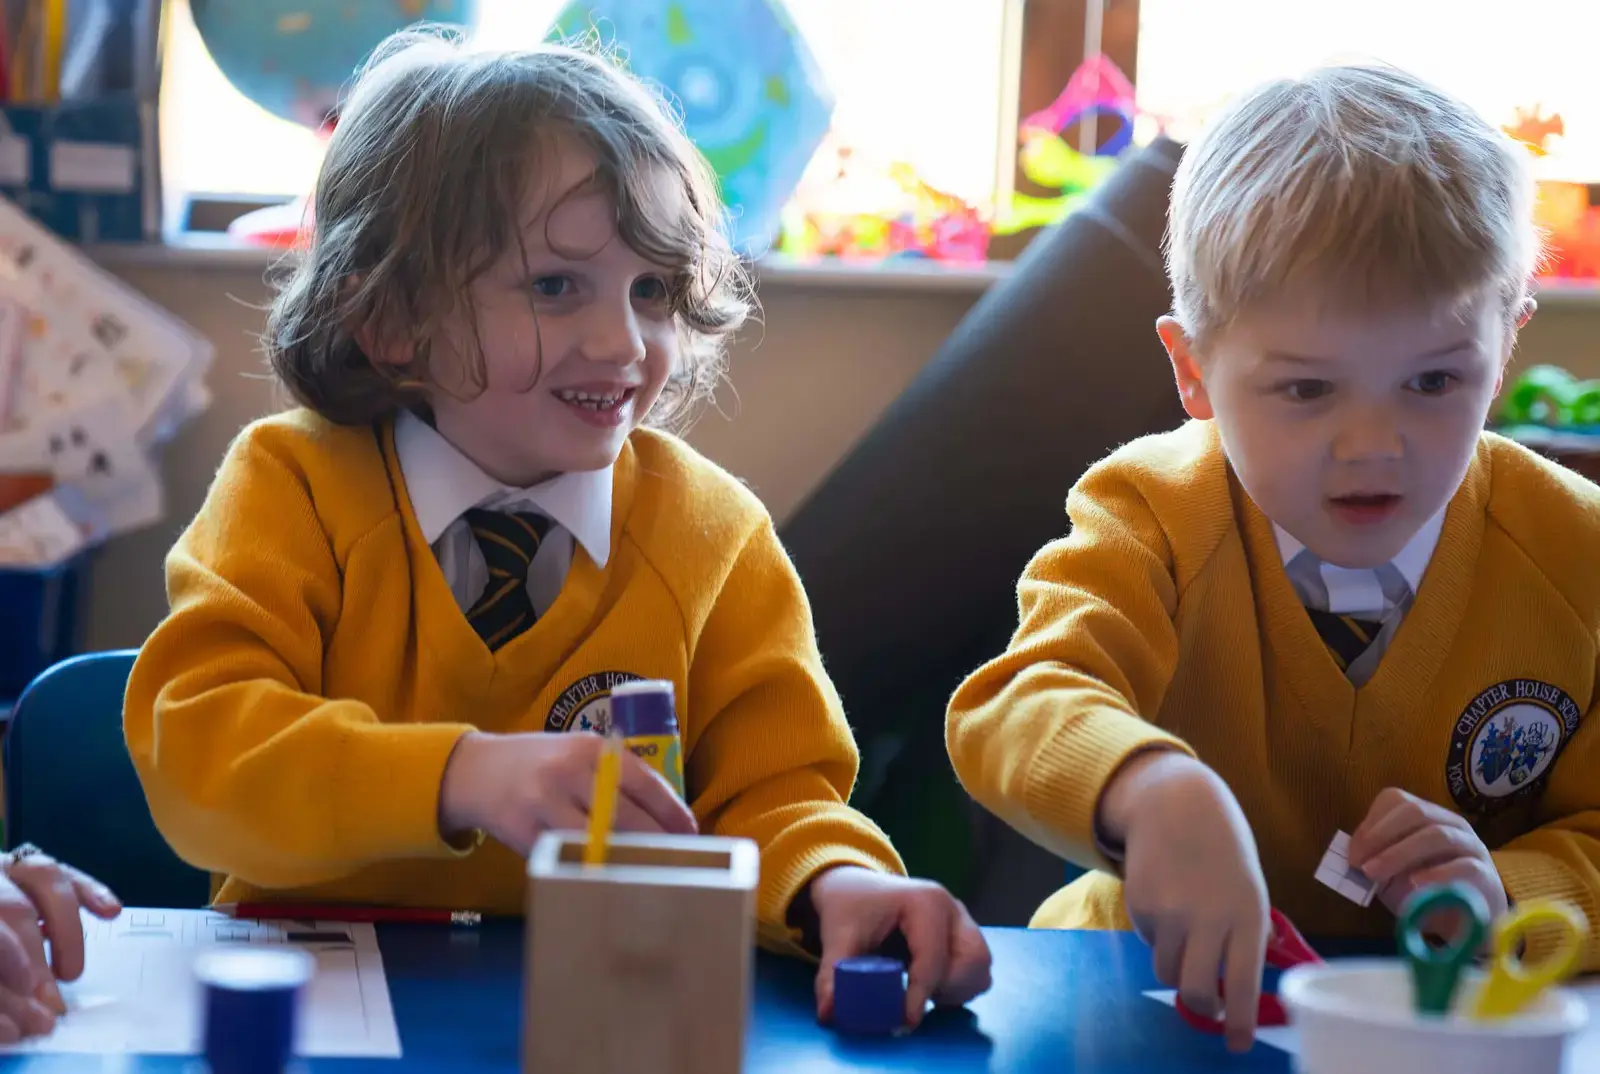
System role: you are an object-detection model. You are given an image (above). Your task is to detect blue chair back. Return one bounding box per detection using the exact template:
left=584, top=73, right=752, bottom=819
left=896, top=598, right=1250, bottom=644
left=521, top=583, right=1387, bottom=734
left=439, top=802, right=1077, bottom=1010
left=3, top=650, right=210, bottom=908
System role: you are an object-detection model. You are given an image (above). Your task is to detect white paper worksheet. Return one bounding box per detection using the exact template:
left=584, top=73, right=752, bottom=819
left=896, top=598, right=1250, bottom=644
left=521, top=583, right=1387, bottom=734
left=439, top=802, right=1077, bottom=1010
left=1144, top=981, right=1600, bottom=1072
left=0, top=908, right=401, bottom=1058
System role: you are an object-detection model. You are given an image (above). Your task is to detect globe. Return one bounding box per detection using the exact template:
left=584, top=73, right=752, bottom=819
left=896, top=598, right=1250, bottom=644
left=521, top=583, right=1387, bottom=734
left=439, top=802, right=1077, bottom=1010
left=189, top=0, right=478, bottom=130
left=548, top=0, right=833, bottom=255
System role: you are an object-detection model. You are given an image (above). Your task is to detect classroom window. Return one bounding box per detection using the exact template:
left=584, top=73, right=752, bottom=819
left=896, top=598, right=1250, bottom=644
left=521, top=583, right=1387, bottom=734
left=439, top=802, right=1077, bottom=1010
left=158, top=0, right=1014, bottom=245
left=1135, top=0, right=1600, bottom=183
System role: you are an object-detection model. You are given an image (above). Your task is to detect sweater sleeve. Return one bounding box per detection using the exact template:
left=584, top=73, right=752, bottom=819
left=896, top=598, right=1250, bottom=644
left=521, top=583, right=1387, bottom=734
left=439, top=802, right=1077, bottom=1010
left=1491, top=663, right=1600, bottom=971
left=945, top=460, right=1195, bottom=872
left=123, top=431, right=476, bottom=890
left=684, top=516, right=905, bottom=956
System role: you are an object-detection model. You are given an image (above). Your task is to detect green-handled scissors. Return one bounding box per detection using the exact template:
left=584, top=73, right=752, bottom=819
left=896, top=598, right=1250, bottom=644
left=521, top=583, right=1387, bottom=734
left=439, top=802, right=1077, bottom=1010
left=1396, top=881, right=1491, bottom=1016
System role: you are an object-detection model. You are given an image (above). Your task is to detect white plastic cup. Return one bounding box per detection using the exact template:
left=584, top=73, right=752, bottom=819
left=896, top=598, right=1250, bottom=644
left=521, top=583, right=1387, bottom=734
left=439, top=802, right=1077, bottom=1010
left=1279, top=959, right=1587, bottom=1074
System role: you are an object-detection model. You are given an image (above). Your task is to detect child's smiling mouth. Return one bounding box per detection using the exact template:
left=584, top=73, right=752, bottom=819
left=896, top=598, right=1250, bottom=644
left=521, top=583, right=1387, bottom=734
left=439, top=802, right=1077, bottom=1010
left=553, top=386, right=638, bottom=427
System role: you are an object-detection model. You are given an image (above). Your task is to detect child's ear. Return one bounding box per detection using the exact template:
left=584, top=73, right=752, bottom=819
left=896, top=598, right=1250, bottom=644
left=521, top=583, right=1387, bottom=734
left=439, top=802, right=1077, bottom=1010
left=1156, top=316, right=1214, bottom=421
left=1516, top=294, right=1537, bottom=329
left=341, top=274, right=407, bottom=368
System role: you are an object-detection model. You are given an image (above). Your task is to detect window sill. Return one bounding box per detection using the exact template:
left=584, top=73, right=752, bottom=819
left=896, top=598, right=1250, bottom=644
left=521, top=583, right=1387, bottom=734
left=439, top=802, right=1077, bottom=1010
left=1531, top=279, right=1600, bottom=307
left=81, top=234, right=1015, bottom=295
left=77, top=235, right=1600, bottom=305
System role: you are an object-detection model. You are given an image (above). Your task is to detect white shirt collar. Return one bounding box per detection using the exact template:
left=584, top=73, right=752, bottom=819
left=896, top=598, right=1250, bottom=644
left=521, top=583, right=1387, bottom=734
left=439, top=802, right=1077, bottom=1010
left=392, top=409, right=613, bottom=568
left=1271, top=507, right=1446, bottom=596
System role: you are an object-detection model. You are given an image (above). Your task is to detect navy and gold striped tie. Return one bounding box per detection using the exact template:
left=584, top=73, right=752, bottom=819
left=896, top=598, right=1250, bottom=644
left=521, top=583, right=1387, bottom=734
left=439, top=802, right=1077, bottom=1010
left=1305, top=608, right=1384, bottom=671
left=464, top=508, right=551, bottom=652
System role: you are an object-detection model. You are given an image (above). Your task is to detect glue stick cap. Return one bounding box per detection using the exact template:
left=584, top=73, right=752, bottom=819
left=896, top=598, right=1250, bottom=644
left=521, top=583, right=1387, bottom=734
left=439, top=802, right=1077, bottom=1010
left=832, top=955, right=906, bottom=1035
left=194, top=946, right=314, bottom=1074
left=610, top=679, right=677, bottom=737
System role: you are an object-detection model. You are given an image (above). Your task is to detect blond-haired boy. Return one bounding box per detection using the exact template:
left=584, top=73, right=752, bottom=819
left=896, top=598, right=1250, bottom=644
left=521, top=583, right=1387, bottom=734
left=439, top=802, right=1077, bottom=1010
left=948, top=63, right=1600, bottom=1050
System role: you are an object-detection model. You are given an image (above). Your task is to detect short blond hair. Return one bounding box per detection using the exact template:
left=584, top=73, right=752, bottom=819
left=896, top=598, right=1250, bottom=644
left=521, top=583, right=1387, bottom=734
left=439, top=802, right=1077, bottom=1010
left=1166, top=63, right=1541, bottom=341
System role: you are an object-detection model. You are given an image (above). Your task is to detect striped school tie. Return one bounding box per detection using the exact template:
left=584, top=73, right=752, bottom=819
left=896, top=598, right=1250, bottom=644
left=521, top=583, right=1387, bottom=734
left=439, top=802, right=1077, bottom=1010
left=1304, top=608, right=1384, bottom=671
left=463, top=508, right=552, bottom=651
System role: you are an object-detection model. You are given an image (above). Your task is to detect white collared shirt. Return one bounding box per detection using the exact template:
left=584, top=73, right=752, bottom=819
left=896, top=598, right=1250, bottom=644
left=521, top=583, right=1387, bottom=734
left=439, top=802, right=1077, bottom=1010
left=393, top=410, right=613, bottom=616
left=1271, top=509, right=1446, bottom=683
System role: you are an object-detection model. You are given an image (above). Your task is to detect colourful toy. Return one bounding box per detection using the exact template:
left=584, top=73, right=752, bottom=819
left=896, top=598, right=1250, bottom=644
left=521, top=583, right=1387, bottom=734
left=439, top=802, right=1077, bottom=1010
left=1505, top=105, right=1565, bottom=158
left=1396, top=881, right=1491, bottom=1016
left=992, top=54, right=1141, bottom=237
left=1497, top=365, right=1600, bottom=430
left=1019, top=53, right=1137, bottom=157
left=1396, top=879, right=1588, bottom=1022
left=1501, top=105, right=1600, bottom=283
left=776, top=138, right=991, bottom=263
left=1467, top=899, right=1587, bottom=1022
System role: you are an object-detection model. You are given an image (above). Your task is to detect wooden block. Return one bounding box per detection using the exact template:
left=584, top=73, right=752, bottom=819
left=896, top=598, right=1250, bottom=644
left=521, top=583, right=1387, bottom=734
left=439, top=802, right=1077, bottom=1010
left=524, top=831, right=758, bottom=1074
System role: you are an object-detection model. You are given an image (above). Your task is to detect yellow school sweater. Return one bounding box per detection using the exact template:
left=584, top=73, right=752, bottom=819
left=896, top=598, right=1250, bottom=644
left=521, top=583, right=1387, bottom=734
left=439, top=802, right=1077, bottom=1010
left=124, top=409, right=903, bottom=948
left=947, top=420, right=1600, bottom=968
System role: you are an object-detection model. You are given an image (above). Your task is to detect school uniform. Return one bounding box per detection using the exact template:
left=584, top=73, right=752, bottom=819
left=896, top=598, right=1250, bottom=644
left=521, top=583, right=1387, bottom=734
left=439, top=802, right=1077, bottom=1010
left=947, top=419, right=1600, bottom=968
left=125, top=408, right=901, bottom=949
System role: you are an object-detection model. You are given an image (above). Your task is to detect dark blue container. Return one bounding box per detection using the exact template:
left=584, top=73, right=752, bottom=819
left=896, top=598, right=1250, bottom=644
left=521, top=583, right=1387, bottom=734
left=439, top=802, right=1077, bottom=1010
left=832, top=955, right=906, bottom=1035
left=195, top=946, right=314, bottom=1074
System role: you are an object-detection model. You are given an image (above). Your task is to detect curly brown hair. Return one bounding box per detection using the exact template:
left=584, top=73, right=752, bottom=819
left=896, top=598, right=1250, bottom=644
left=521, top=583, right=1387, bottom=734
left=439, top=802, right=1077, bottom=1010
left=265, top=26, right=755, bottom=431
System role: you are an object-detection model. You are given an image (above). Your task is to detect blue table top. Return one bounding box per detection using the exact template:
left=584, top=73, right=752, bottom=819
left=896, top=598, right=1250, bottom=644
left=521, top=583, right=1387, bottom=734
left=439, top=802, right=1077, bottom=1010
left=0, top=925, right=1293, bottom=1072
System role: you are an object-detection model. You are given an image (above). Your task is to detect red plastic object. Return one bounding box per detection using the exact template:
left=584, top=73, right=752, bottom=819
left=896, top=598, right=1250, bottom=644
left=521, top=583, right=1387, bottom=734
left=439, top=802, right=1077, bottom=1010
left=1174, top=908, right=1323, bottom=1033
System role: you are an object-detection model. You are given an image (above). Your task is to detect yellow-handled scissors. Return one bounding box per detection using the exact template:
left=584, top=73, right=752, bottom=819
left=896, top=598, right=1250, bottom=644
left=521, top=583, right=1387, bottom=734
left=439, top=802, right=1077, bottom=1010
left=1466, top=898, right=1588, bottom=1021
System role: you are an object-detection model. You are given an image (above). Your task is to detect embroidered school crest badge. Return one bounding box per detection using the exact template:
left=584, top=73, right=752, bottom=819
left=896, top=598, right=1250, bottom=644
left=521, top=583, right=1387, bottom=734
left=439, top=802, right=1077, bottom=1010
left=545, top=671, right=644, bottom=733
left=1446, top=679, right=1581, bottom=818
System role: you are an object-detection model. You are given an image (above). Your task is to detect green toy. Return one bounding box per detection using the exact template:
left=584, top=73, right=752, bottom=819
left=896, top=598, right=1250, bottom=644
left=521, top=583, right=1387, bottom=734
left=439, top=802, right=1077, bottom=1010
left=1498, top=365, right=1600, bottom=429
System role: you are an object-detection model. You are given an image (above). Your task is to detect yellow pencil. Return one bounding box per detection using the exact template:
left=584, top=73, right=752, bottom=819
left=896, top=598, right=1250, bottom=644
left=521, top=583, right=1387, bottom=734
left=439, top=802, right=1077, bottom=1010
left=39, top=0, right=63, bottom=104
left=583, top=733, right=623, bottom=866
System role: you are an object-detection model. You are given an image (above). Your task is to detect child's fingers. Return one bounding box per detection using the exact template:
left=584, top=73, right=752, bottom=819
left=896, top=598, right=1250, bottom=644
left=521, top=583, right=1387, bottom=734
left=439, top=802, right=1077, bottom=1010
left=0, top=987, right=53, bottom=1040
left=0, top=928, right=31, bottom=1002
left=1222, top=916, right=1268, bottom=1054
left=898, top=895, right=953, bottom=1027
left=1348, top=794, right=1433, bottom=868
left=0, top=883, right=48, bottom=998
left=932, top=903, right=992, bottom=1007
left=813, top=920, right=868, bottom=1022
left=509, top=798, right=587, bottom=856
left=609, top=795, right=671, bottom=834
left=616, top=755, right=697, bottom=836
left=1359, top=824, right=1477, bottom=887
left=1405, top=859, right=1502, bottom=925
left=1176, top=926, right=1226, bottom=1021
left=8, top=862, right=85, bottom=982
left=1149, top=923, right=1185, bottom=989
left=65, top=869, right=120, bottom=920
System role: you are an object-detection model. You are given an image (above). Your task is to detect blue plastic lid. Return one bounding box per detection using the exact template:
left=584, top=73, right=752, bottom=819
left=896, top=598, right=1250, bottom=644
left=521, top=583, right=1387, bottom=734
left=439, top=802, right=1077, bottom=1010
left=194, top=947, right=314, bottom=1074
left=833, top=955, right=906, bottom=1035
left=610, top=679, right=678, bottom=737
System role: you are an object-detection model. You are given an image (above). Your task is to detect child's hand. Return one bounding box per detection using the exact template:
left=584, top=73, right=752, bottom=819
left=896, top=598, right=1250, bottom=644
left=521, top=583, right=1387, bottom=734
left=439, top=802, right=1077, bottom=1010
left=808, top=866, right=991, bottom=1029
left=437, top=731, right=698, bottom=856
left=1098, top=750, right=1270, bottom=1053
left=0, top=846, right=123, bottom=1040
left=1347, top=788, right=1507, bottom=924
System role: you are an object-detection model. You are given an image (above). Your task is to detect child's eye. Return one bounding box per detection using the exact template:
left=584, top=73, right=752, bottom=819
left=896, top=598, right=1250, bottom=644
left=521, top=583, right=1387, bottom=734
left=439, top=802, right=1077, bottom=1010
left=632, top=276, right=670, bottom=303
left=1280, top=379, right=1333, bottom=402
left=530, top=276, right=575, bottom=299
left=1408, top=370, right=1459, bottom=396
